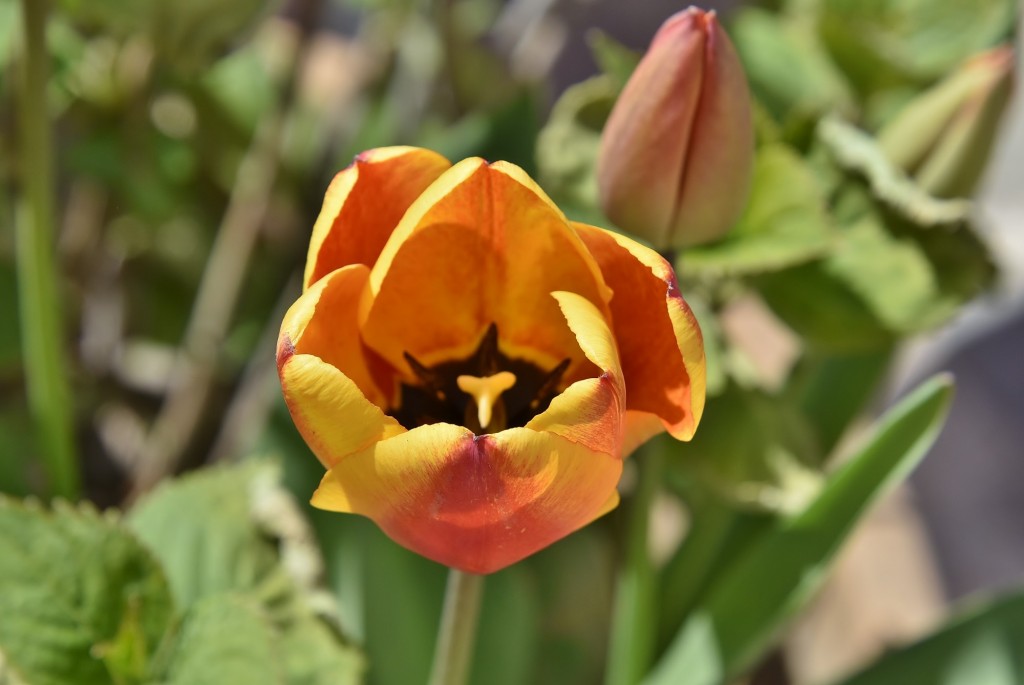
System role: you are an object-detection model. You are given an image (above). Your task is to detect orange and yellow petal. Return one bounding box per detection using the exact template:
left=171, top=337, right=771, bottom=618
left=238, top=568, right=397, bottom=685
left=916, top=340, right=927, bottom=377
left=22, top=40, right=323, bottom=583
left=304, top=147, right=451, bottom=290
left=574, top=223, right=706, bottom=444
left=278, top=265, right=405, bottom=468
left=361, top=159, right=612, bottom=380
left=310, top=423, right=622, bottom=574
left=525, top=291, right=625, bottom=457
left=279, top=264, right=392, bottom=408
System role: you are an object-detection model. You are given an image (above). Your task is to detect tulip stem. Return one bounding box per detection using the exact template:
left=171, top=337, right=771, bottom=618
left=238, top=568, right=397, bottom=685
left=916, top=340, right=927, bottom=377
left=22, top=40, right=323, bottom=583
left=429, top=569, right=484, bottom=685
left=606, top=437, right=664, bottom=685
left=15, top=0, right=80, bottom=499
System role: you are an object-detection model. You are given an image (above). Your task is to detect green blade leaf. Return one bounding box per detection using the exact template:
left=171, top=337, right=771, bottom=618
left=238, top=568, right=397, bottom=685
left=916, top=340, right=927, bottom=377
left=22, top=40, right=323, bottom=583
left=0, top=499, right=175, bottom=685
left=645, top=375, right=954, bottom=685
left=831, top=591, right=1024, bottom=685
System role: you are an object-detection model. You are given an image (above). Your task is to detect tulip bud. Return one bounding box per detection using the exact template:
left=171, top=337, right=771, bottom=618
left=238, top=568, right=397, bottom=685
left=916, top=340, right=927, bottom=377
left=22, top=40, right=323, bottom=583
left=597, top=7, right=754, bottom=250
left=879, top=45, right=1015, bottom=199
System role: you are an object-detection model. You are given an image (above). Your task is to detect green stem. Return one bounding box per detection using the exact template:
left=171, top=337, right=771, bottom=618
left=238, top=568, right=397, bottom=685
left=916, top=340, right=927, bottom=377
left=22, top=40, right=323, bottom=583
left=15, top=0, right=79, bottom=499
left=428, top=569, right=484, bottom=685
left=605, top=441, right=664, bottom=685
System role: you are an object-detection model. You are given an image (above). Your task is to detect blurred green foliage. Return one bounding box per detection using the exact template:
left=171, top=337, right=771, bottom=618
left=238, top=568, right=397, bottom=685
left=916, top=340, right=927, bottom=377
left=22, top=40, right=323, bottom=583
left=0, top=0, right=1020, bottom=683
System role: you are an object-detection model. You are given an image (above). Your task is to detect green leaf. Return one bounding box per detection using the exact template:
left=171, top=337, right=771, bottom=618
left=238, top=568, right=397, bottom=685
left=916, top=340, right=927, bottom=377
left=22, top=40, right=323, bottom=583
left=731, top=8, right=855, bottom=124
left=818, top=0, right=1015, bottom=89
left=684, top=144, right=836, bottom=277
left=645, top=375, right=954, bottom=685
left=826, top=215, right=940, bottom=332
left=817, top=116, right=973, bottom=225
left=159, top=595, right=282, bottom=685
left=128, top=462, right=285, bottom=610
left=755, top=261, right=894, bottom=353
left=279, top=617, right=364, bottom=685
left=666, top=384, right=823, bottom=514
left=0, top=499, right=175, bottom=685
left=831, top=591, right=1024, bottom=685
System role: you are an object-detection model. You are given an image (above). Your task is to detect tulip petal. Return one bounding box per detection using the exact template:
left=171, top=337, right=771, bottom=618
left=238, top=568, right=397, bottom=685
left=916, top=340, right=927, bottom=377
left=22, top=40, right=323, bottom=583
left=526, top=291, right=625, bottom=457
left=574, top=223, right=706, bottom=445
left=304, top=147, right=451, bottom=289
left=278, top=354, right=405, bottom=469
left=311, top=423, right=622, bottom=574
left=278, top=265, right=405, bottom=468
left=280, top=264, right=393, bottom=408
left=362, top=159, right=612, bottom=381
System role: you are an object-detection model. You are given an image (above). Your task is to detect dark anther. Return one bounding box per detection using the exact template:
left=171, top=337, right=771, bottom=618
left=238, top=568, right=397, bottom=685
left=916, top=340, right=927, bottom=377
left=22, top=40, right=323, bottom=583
left=389, top=324, right=575, bottom=434
left=529, top=358, right=570, bottom=410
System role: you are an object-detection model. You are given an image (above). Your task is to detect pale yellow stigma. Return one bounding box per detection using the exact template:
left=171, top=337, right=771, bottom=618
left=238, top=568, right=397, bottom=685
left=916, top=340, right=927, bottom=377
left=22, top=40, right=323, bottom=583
left=457, top=371, right=517, bottom=430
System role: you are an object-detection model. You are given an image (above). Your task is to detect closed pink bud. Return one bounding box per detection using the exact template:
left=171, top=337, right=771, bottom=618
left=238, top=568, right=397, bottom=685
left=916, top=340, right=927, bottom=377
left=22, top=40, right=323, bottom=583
left=597, top=7, right=754, bottom=249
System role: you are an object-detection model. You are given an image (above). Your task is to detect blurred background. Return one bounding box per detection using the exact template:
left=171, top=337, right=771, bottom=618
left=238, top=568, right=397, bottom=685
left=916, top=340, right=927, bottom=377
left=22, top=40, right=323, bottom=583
left=0, top=0, right=1020, bottom=683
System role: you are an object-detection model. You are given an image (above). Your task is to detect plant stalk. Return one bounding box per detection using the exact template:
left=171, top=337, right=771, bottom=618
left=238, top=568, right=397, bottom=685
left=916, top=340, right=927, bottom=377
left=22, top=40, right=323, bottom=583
left=606, top=439, right=664, bottom=685
left=15, top=0, right=80, bottom=499
left=428, top=569, right=484, bottom=685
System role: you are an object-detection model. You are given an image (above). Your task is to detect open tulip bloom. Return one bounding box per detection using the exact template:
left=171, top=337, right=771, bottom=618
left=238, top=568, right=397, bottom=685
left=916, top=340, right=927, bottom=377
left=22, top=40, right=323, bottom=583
left=277, top=147, right=706, bottom=574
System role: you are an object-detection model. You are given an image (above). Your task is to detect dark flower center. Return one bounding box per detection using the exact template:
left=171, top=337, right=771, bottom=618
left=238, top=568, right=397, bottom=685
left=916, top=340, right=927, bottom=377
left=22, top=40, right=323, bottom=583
left=389, top=323, right=569, bottom=434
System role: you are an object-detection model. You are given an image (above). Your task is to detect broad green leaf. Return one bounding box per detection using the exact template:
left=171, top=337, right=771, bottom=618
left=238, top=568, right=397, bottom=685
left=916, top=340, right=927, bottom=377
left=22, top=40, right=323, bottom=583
left=755, top=261, right=894, bottom=353
left=279, top=617, right=364, bottom=685
left=665, top=384, right=823, bottom=514
left=832, top=591, right=1024, bottom=685
left=158, top=594, right=282, bottom=685
left=645, top=375, right=954, bottom=685
left=684, top=145, right=835, bottom=277
left=819, top=0, right=1015, bottom=89
left=0, top=499, right=175, bottom=685
left=731, top=9, right=854, bottom=124
left=826, top=216, right=940, bottom=332
left=128, top=462, right=285, bottom=609
left=789, top=346, right=894, bottom=456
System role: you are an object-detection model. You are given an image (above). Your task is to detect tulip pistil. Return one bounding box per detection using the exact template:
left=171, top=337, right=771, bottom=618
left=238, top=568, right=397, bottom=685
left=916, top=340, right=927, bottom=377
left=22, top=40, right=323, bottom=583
left=392, top=323, right=570, bottom=435
left=457, top=371, right=517, bottom=431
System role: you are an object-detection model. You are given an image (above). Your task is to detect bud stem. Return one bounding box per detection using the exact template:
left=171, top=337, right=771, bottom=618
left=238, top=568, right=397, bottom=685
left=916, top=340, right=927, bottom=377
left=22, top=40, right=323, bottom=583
left=429, top=569, right=484, bottom=685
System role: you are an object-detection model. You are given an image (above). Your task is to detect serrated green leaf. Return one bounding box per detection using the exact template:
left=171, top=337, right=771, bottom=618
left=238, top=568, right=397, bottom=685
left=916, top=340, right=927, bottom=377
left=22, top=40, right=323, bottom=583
left=645, top=375, right=953, bottom=685
left=831, top=591, right=1024, bottom=685
left=128, top=462, right=363, bottom=685
left=685, top=145, right=835, bottom=276
left=159, top=595, right=282, bottom=685
left=817, top=116, right=973, bottom=225
left=0, top=499, right=175, bottom=685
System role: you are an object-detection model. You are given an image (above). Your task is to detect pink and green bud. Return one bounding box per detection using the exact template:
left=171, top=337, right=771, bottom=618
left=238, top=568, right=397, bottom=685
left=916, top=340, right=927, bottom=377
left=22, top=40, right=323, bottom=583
left=879, top=45, right=1015, bottom=199
left=597, top=7, right=755, bottom=250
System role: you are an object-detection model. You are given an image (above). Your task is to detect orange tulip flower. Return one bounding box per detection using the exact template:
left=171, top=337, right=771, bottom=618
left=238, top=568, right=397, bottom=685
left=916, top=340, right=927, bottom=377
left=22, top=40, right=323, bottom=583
left=277, top=147, right=705, bottom=574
